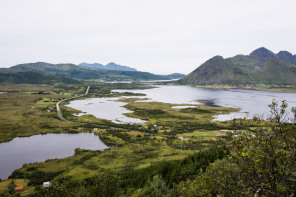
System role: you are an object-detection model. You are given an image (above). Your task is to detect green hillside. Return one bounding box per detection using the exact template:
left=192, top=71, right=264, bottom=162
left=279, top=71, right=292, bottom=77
left=180, top=48, right=296, bottom=86
left=0, top=72, right=81, bottom=84
left=0, top=62, right=185, bottom=81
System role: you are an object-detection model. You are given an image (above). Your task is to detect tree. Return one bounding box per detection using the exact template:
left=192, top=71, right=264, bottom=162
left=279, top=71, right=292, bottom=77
left=175, top=100, right=296, bottom=197
left=172, top=159, right=247, bottom=197
left=229, top=100, right=296, bottom=196
left=136, top=175, right=170, bottom=197
left=7, top=181, right=16, bottom=195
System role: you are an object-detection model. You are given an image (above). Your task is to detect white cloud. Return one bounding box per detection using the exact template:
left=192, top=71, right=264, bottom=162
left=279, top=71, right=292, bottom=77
left=0, top=0, right=296, bottom=74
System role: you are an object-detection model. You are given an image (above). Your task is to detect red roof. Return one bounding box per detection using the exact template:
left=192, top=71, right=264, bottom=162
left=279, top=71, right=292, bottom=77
left=15, top=186, right=23, bottom=191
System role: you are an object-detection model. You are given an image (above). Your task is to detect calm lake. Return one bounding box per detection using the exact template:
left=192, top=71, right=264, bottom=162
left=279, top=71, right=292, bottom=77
left=66, top=85, right=296, bottom=123
left=66, top=97, right=146, bottom=124
left=113, top=85, right=296, bottom=121
left=0, top=133, right=108, bottom=180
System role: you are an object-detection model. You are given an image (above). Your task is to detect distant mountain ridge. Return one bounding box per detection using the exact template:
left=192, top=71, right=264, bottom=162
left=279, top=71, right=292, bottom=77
left=0, top=62, right=185, bottom=81
left=79, top=62, right=137, bottom=71
left=181, top=47, right=296, bottom=86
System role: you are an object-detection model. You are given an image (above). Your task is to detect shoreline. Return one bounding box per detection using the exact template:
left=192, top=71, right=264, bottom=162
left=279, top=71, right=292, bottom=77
left=186, top=84, right=296, bottom=93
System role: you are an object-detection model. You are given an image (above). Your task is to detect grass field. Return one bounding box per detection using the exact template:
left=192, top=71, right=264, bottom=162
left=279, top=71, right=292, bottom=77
left=37, top=97, right=56, bottom=105
left=0, top=178, right=35, bottom=196
left=177, top=130, right=225, bottom=136
left=0, top=84, right=82, bottom=143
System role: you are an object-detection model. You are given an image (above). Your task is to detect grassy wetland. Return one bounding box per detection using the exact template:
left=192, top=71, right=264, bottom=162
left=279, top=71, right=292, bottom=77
left=0, top=82, right=240, bottom=196
left=0, top=84, right=80, bottom=143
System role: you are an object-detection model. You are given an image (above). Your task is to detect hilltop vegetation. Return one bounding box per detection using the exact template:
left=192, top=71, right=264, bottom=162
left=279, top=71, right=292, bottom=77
left=181, top=47, right=296, bottom=86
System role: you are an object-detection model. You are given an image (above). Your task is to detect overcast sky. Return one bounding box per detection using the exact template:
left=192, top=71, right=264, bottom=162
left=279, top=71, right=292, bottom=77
left=1, top=0, right=296, bottom=74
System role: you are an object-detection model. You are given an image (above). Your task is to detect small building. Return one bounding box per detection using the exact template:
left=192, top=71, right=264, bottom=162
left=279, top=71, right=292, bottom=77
left=183, top=137, right=189, bottom=140
left=93, top=128, right=98, bottom=131
left=43, top=181, right=51, bottom=188
left=15, top=186, right=23, bottom=192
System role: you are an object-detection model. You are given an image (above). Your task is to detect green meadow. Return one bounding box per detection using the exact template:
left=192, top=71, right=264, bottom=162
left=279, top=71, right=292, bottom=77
left=0, top=83, right=255, bottom=196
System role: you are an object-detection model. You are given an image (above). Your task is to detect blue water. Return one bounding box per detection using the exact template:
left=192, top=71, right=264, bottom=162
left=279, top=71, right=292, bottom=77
left=113, top=85, right=296, bottom=121
left=0, top=133, right=108, bottom=180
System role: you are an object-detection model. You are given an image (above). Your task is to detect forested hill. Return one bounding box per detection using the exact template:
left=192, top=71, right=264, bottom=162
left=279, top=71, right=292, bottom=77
left=0, top=62, right=185, bottom=81
left=0, top=72, right=81, bottom=84
left=180, top=47, right=296, bottom=86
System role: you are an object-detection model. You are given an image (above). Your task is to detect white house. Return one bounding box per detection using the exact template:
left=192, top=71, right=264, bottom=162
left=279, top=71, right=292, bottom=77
left=43, top=182, right=51, bottom=188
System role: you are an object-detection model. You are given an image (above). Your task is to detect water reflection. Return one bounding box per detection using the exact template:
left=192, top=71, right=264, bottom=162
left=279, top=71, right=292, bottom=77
left=0, top=133, right=108, bottom=180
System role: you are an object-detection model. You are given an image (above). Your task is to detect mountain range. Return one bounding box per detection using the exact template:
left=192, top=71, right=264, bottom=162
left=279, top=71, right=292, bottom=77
left=181, top=47, right=296, bottom=86
left=0, top=62, right=185, bottom=83
left=79, top=62, right=137, bottom=72
left=2, top=47, right=295, bottom=86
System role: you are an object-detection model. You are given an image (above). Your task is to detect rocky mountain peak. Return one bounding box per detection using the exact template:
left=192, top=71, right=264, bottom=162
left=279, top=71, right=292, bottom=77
left=250, top=47, right=277, bottom=59
left=277, top=51, right=296, bottom=65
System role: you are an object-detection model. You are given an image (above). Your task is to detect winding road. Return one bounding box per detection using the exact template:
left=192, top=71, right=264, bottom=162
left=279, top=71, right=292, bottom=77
left=56, top=86, right=90, bottom=121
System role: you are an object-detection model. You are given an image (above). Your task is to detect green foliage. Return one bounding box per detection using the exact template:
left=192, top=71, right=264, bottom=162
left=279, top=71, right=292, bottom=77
left=174, top=159, right=245, bottom=197
left=120, top=145, right=228, bottom=189
left=0, top=181, right=21, bottom=197
left=7, top=181, right=16, bottom=195
left=36, top=171, right=120, bottom=197
left=35, top=182, right=69, bottom=197
left=228, top=100, right=296, bottom=196
left=23, top=145, right=228, bottom=196
left=164, top=121, right=224, bottom=133
left=175, top=100, right=296, bottom=196
left=137, top=175, right=170, bottom=197
left=10, top=170, right=63, bottom=186
left=133, top=109, right=170, bottom=118
left=180, top=108, right=213, bottom=114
